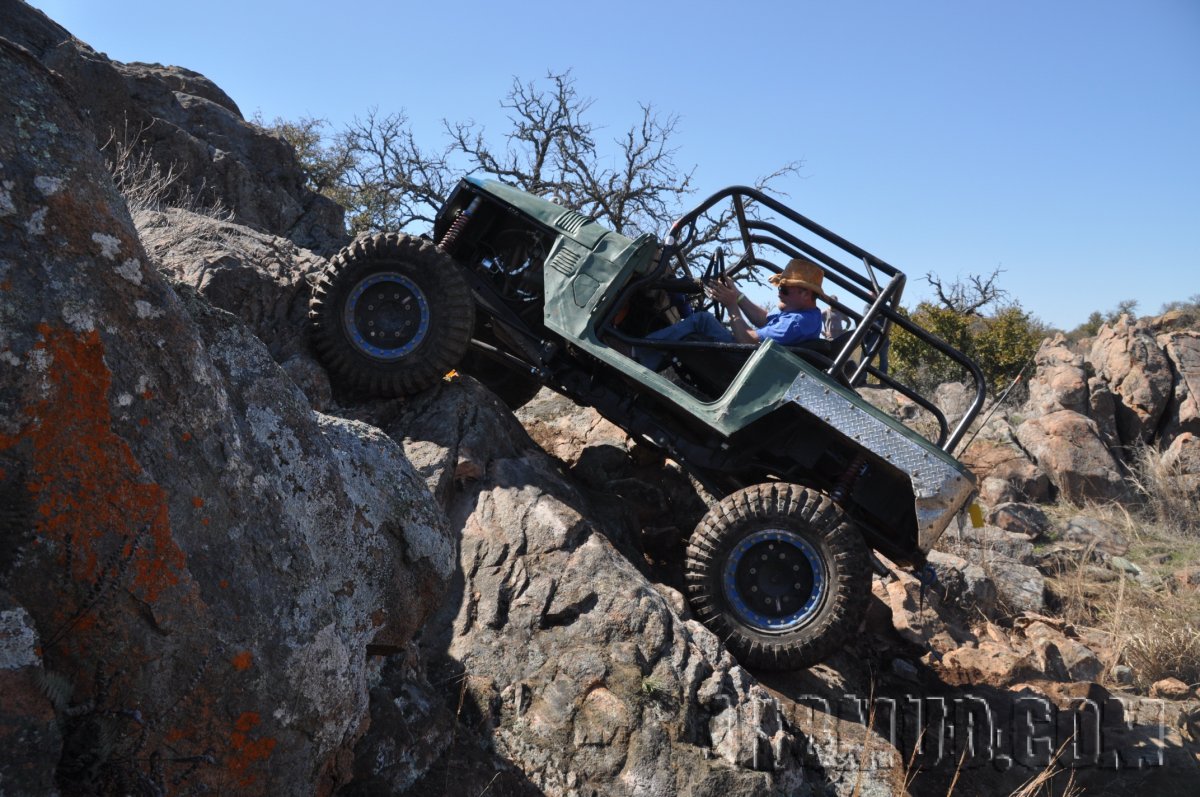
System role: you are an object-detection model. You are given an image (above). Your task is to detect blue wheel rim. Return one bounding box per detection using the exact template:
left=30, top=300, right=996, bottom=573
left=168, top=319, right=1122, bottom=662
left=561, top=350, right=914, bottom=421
left=723, top=528, right=827, bottom=632
left=343, top=272, right=430, bottom=361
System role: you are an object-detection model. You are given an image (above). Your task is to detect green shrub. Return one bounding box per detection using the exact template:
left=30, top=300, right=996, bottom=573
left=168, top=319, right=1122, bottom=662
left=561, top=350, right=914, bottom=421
left=890, top=301, right=1045, bottom=396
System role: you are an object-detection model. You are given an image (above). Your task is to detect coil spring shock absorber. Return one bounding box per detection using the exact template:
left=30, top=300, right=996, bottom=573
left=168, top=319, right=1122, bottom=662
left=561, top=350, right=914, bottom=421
left=438, top=196, right=482, bottom=253
left=831, top=453, right=869, bottom=503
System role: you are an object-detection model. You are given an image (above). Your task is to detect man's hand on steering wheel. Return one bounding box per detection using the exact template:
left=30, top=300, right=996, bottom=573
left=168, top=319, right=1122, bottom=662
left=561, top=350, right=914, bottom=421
left=705, top=277, right=741, bottom=314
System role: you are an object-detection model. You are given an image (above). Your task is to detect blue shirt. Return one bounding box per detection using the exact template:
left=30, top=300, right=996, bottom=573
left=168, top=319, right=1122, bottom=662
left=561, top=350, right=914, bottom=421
left=756, top=308, right=822, bottom=345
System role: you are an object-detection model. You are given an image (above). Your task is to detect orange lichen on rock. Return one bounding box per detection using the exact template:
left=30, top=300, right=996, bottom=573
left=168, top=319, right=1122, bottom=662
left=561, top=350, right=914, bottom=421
left=228, top=711, right=277, bottom=785
left=231, top=651, right=253, bottom=671
left=0, top=325, right=187, bottom=604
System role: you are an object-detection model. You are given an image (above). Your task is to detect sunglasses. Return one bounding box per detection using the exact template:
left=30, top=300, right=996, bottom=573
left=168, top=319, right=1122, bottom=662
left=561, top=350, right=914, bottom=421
left=778, top=285, right=809, bottom=296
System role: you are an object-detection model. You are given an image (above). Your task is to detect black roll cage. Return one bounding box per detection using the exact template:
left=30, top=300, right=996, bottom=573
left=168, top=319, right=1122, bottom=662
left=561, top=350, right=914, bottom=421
left=637, top=186, right=986, bottom=454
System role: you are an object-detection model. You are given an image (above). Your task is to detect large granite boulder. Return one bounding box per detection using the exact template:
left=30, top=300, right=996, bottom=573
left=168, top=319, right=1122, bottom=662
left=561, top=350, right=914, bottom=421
left=134, top=206, right=334, bottom=407
left=382, top=380, right=822, bottom=796
left=958, top=437, right=1051, bottom=506
left=1015, top=410, right=1125, bottom=504
left=0, top=41, right=452, bottom=794
left=1025, top=333, right=1088, bottom=415
left=2, top=0, right=346, bottom=254
left=1158, top=331, right=1200, bottom=443
left=1086, top=316, right=1174, bottom=448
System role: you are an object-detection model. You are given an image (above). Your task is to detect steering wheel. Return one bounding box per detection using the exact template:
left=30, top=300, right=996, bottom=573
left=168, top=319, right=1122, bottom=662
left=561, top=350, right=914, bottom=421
left=700, top=247, right=727, bottom=320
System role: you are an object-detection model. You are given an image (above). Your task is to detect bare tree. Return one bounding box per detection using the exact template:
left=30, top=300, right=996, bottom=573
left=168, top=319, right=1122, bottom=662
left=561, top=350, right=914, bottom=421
left=1106, top=298, right=1140, bottom=322
left=445, top=71, right=704, bottom=236
left=335, top=108, right=456, bottom=234
left=270, top=69, right=801, bottom=249
left=446, top=72, right=592, bottom=198
left=925, top=267, right=1009, bottom=315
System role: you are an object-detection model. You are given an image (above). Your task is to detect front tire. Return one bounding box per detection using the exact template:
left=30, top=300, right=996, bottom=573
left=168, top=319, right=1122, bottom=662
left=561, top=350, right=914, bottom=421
left=309, top=233, right=474, bottom=397
left=685, top=483, right=870, bottom=670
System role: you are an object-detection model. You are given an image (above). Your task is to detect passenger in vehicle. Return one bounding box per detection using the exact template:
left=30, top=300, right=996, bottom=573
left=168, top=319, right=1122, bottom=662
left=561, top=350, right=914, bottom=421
left=634, top=257, right=826, bottom=369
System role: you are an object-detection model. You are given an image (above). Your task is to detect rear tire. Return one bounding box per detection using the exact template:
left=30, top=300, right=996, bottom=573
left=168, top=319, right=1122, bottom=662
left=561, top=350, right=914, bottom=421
left=685, top=483, right=870, bottom=670
left=309, top=233, right=474, bottom=397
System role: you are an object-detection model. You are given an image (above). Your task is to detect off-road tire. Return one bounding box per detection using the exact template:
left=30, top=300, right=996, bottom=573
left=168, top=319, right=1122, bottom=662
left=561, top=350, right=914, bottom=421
left=309, top=233, right=474, bottom=397
left=685, top=483, right=870, bottom=670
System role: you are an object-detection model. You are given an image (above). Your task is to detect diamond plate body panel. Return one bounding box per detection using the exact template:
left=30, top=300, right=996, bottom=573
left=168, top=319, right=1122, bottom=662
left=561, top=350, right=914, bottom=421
left=784, top=372, right=974, bottom=551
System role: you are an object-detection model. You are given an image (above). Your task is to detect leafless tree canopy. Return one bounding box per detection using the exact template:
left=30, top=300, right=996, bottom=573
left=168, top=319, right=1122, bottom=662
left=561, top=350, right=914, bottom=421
left=925, top=267, right=1010, bottom=315
left=269, top=70, right=800, bottom=248
left=336, top=109, right=455, bottom=233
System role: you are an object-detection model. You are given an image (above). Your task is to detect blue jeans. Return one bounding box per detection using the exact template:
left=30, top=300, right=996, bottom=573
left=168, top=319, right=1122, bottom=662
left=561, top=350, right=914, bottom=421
left=635, top=311, right=734, bottom=370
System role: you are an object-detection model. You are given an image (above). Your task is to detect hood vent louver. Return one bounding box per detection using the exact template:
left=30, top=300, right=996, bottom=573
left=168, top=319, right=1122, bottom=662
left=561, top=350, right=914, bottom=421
left=548, top=247, right=582, bottom=276
left=554, top=210, right=591, bottom=234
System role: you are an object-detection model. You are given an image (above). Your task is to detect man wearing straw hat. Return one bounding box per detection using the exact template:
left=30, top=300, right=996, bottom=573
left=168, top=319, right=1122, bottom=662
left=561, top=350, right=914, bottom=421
left=635, top=257, right=825, bottom=369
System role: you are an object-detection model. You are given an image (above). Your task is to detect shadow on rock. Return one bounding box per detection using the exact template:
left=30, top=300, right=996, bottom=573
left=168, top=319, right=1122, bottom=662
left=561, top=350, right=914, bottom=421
left=343, top=377, right=840, bottom=796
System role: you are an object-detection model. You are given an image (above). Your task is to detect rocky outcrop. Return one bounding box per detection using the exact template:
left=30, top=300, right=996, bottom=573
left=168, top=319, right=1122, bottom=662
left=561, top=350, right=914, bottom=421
left=1015, top=410, right=1125, bottom=504
left=2, top=0, right=346, bottom=253
left=1158, top=331, right=1200, bottom=443
left=1024, top=334, right=1088, bottom=414
left=964, top=315, right=1200, bottom=512
left=0, top=40, right=452, bottom=794
left=958, top=437, right=1051, bottom=506
left=382, top=380, right=819, bottom=796
left=1086, top=316, right=1174, bottom=448
left=135, top=206, right=334, bottom=407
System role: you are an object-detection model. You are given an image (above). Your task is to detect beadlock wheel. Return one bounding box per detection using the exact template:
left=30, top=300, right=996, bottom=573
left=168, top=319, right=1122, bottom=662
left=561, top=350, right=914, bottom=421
left=343, top=272, right=431, bottom=360
left=309, top=233, right=474, bottom=397
left=685, top=483, right=871, bottom=670
left=723, top=528, right=827, bottom=633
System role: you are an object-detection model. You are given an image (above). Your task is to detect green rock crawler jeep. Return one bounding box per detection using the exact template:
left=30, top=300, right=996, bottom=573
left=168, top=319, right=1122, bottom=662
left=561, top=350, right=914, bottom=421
left=309, top=178, right=985, bottom=670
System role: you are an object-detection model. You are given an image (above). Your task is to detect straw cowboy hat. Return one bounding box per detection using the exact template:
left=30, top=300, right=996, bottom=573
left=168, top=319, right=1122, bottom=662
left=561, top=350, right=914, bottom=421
left=768, top=257, right=827, bottom=299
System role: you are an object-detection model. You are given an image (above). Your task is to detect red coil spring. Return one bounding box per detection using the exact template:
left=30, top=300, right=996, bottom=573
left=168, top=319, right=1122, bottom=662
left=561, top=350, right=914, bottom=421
left=438, top=197, right=481, bottom=252
left=831, top=453, right=869, bottom=503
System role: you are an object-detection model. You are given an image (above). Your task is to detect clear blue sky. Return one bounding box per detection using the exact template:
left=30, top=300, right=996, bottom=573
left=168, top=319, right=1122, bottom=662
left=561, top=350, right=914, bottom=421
left=26, top=0, right=1200, bottom=329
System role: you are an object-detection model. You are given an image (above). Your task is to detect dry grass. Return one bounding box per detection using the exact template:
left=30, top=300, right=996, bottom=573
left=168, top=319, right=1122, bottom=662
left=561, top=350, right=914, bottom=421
left=1126, top=441, right=1200, bottom=536
left=1005, top=738, right=1082, bottom=797
left=1119, top=600, right=1200, bottom=686
left=1040, top=496, right=1200, bottom=691
left=101, top=118, right=228, bottom=218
